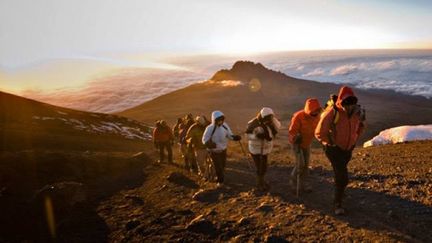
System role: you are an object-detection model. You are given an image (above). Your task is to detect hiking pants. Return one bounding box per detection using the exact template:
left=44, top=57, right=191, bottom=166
left=158, top=141, right=173, bottom=163
left=251, top=154, right=268, bottom=177
left=210, top=150, right=227, bottom=183
left=324, top=145, right=353, bottom=206
left=180, top=143, right=194, bottom=170
left=194, top=148, right=208, bottom=176
left=290, top=146, right=311, bottom=179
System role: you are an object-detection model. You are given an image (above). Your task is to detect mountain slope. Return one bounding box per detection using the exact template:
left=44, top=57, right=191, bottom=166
left=118, top=61, right=432, bottom=143
left=0, top=91, right=152, bottom=151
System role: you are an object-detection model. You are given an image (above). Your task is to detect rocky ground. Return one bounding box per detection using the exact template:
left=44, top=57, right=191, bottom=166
left=1, top=141, right=430, bottom=242
left=96, top=141, right=432, bottom=242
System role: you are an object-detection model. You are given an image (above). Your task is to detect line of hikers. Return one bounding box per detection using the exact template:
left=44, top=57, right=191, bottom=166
left=152, top=86, right=366, bottom=215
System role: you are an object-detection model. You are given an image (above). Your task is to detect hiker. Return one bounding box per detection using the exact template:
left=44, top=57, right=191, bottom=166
left=178, top=114, right=196, bottom=171
left=315, top=86, right=366, bottom=215
left=172, top=117, right=183, bottom=142
left=153, top=120, right=174, bottom=164
left=288, top=98, right=322, bottom=193
left=186, top=115, right=210, bottom=179
left=246, top=107, right=281, bottom=190
left=202, top=111, right=242, bottom=187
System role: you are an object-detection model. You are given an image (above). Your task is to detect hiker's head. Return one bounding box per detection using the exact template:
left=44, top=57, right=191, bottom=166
left=155, top=120, right=161, bottom=127
left=215, top=116, right=225, bottom=126
left=304, top=98, right=321, bottom=117
left=195, top=116, right=206, bottom=125
left=310, top=108, right=322, bottom=117
left=336, top=86, right=357, bottom=110
left=212, top=110, right=225, bottom=126
left=260, top=107, right=274, bottom=123
left=160, top=120, right=167, bottom=127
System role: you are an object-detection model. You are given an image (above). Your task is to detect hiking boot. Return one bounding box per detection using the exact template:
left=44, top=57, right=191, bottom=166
left=334, top=202, right=345, bottom=215
left=334, top=207, right=345, bottom=215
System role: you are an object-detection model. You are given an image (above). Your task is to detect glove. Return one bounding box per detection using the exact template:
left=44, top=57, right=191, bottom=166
left=265, top=135, right=272, bottom=141
left=205, top=140, right=217, bottom=149
left=232, top=135, right=241, bottom=141
left=323, top=143, right=336, bottom=151
left=256, top=133, right=266, bottom=139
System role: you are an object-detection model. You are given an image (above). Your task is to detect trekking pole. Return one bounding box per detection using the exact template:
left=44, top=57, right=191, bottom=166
left=238, top=140, right=254, bottom=171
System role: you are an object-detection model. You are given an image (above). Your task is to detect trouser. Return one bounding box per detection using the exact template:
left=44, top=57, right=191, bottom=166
left=210, top=150, right=227, bottom=183
left=194, top=148, right=208, bottom=176
left=180, top=143, right=196, bottom=170
left=251, top=154, right=268, bottom=177
left=324, top=145, right=353, bottom=206
left=158, top=141, right=173, bottom=163
left=290, top=146, right=311, bottom=180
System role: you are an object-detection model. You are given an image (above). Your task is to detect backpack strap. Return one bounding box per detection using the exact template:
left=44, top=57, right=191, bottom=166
left=210, top=124, right=229, bottom=140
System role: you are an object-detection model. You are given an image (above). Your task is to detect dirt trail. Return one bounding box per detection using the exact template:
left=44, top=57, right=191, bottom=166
left=97, top=141, right=432, bottom=242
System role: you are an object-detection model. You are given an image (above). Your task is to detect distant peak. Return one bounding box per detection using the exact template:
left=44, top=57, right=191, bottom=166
left=210, top=60, right=287, bottom=82
left=231, top=61, right=267, bottom=72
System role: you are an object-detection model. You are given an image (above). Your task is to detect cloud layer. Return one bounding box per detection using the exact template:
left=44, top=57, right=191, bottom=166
left=15, top=50, right=432, bottom=114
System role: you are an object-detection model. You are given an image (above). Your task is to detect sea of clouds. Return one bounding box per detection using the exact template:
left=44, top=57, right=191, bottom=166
left=19, top=50, right=432, bottom=113
left=22, top=68, right=207, bottom=113
left=261, top=51, right=432, bottom=98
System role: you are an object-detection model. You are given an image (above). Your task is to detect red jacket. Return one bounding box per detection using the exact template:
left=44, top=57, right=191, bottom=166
left=288, top=98, right=321, bottom=149
left=315, top=86, right=365, bottom=150
left=153, top=125, right=174, bottom=143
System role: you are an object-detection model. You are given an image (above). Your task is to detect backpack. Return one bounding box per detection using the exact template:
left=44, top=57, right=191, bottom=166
left=323, top=95, right=339, bottom=145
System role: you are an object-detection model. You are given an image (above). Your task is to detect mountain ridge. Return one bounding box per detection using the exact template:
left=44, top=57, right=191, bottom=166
left=118, top=60, right=432, bottom=143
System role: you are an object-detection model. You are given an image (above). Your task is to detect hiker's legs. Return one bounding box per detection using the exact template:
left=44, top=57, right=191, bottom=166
left=188, top=146, right=198, bottom=173
left=158, top=143, right=165, bottom=162
left=210, top=150, right=226, bottom=183
left=251, top=154, right=268, bottom=188
left=180, top=143, right=190, bottom=169
left=251, top=154, right=261, bottom=175
left=325, top=146, right=352, bottom=206
left=195, top=149, right=207, bottom=176
left=301, top=147, right=310, bottom=177
left=290, top=147, right=305, bottom=177
left=166, top=142, right=173, bottom=163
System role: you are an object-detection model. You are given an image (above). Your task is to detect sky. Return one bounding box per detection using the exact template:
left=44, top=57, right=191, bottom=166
left=1, top=0, right=432, bottom=92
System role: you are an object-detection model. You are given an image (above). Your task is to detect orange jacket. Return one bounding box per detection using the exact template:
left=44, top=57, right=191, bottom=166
left=153, top=125, right=174, bottom=143
left=288, top=98, right=321, bottom=149
left=315, top=86, right=365, bottom=150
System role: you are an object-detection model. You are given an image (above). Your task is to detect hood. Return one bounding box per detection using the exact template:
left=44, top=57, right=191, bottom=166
left=336, top=86, right=356, bottom=109
left=211, top=110, right=225, bottom=124
left=304, top=98, right=321, bottom=115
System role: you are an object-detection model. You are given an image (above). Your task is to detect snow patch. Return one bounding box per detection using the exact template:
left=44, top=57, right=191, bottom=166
left=56, top=110, right=68, bottom=115
left=363, top=125, right=432, bottom=147
left=32, top=116, right=151, bottom=141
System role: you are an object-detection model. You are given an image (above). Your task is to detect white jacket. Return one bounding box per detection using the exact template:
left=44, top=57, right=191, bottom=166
left=247, top=117, right=281, bottom=155
left=202, top=111, right=234, bottom=152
